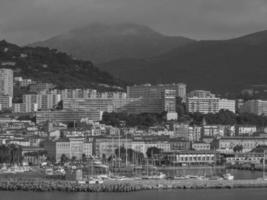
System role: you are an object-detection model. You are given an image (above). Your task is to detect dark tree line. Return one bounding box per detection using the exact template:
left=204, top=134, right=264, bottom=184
left=146, top=147, right=162, bottom=158
left=102, top=112, right=167, bottom=128
left=190, top=110, right=267, bottom=126
left=24, top=150, right=47, bottom=157
left=0, top=144, right=23, bottom=164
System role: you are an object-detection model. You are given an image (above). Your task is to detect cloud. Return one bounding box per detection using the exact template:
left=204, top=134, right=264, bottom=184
left=1, top=0, right=267, bottom=44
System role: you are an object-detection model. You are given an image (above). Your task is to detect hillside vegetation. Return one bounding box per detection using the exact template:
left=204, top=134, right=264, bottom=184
left=0, top=40, right=124, bottom=90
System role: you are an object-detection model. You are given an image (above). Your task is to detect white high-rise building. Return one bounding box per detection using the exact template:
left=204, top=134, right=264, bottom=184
left=0, top=68, right=13, bottom=97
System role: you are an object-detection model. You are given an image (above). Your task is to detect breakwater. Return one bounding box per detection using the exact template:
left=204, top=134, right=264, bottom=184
left=0, top=178, right=267, bottom=192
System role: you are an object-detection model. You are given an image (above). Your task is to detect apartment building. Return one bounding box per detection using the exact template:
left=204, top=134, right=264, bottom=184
left=127, top=83, right=186, bottom=101
left=240, top=100, right=267, bottom=116
left=0, top=68, right=13, bottom=97
left=187, top=97, right=236, bottom=114
left=35, top=109, right=102, bottom=123
left=187, top=97, right=219, bottom=114
left=0, top=95, right=12, bottom=110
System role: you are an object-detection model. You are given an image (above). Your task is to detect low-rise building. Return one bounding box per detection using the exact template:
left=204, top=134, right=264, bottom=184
left=44, top=137, right=93, bottom=162
left=235, top=125, right=257, bottom=136
left=202, top=125, right=226, bottom=137
left=225, top=152, right=263, bottom=165
left=164, top=151, right=216, bottom=165
left=0, top=95, right=12, bottom=109
left=94, top=137, right=132, bottom=158
left=192, top=142, right=211, bottom=151
left=8, top=139, right=31, bottom=147
left=188, top=126, right=202, bottom=142
left=218, top=136, right=267, bottom=153
left=173, top=123, right=190, bottom=139
left=169, top=139, right=191, bottom=151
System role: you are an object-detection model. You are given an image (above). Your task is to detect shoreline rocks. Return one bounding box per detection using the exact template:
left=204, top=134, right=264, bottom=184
left=0, top=178, right=267, bottom=192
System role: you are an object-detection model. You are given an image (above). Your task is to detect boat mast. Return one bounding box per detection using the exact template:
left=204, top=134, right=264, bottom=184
left=119, top=130, right=121, bottom=169
left=263, top=150, right=266, bottom=180
left=126, top=133, right=128, bottom=166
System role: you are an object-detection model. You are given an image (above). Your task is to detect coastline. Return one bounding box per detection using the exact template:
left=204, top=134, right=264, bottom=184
left=1, top=178, right=267, bottom=192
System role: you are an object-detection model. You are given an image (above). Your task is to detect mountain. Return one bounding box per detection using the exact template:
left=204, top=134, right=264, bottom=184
left=0, top=40, right=124, bottom=90
left=30, top=23, right=195, bottom=63
left=99, top=30, right=267, bottom=94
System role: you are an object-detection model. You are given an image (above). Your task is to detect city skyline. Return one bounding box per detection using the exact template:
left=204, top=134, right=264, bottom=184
left=1, top=1, right=267, bottom=197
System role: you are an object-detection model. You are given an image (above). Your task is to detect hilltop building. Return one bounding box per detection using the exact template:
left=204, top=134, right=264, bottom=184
left=187, top=91, right=235, bottom=114
left=240, top=100, right=267, bottom=116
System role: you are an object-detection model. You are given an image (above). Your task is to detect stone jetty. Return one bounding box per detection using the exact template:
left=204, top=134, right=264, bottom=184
left=0, top=178, right=267, bottom=192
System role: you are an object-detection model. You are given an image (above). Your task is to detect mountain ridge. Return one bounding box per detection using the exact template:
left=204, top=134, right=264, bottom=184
left=98, top=29, right=267, bottom=94
left=30, top=23, right=195, bottom=63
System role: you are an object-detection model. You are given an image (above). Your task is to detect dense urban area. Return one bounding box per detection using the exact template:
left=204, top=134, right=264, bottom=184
left=1, top=48, right=267, bottom=191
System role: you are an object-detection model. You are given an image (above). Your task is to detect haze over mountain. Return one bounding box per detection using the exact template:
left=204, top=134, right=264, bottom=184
left=30, top=23, right=195, bottom=63
left=99, top=30, right=267, bottom=94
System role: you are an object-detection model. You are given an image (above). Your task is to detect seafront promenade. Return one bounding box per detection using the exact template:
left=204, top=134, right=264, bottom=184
left=0, top=178, right=267, bottom=192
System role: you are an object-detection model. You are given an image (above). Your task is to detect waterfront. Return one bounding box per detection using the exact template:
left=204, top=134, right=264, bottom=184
left=1, top=188, right=267, bottom=200
left=161, top=168, right=264, bottom=180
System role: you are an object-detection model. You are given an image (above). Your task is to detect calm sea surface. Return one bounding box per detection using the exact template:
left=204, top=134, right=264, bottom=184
left=1, top=189, right=267, bottom=200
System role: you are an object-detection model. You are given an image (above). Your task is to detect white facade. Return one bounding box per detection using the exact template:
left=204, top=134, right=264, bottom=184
left=23, top=94, right=61, bottom=111
left=240, top=100, right=267, bottom=116
left=192, top=143, right=211, bottom=151
left=0, top=68, right=13, bottom=97
left=187, top=97, right=219, bottom=114
left=0, top=95, right=12, bottom=109
left=219, top=137, right=267, bottom=152
left=188, top=90, right=215, bottom=98
left=236, top=126, right=257, bottom=136
left=13, top=102, right=38, bottom=113
left=187, top=97, right=236, bottom=114
left=218, top=99, right=236, bottom=113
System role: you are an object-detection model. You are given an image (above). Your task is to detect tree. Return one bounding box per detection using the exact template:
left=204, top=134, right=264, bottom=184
left=71, top=156, right=77, bottom=162
left=176, top=97, right=187, bottom=116
left=146, top=147, right=162, bottom=158
left=101, top=112, right=166, bottom=129
left=102, top=154, right=107, bottom=162
left=233, top=145, right=243, bottom=153
left=0, top=144, right=22, bottom=164
left=82, top=154, right=87, bottom=163
left=60, top=154, right=69, bottom=163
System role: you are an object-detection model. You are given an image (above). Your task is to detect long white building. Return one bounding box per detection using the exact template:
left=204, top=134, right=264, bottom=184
left=187, top=97, right=236, bottom=114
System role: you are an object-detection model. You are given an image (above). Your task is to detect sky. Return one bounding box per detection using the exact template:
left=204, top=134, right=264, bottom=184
left=1, top=0, right=267, bottom=45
